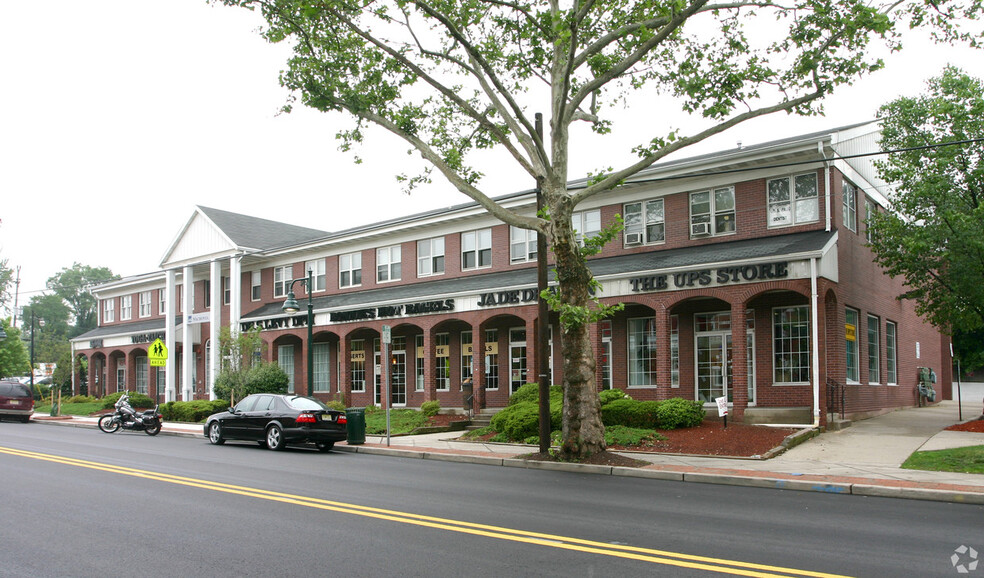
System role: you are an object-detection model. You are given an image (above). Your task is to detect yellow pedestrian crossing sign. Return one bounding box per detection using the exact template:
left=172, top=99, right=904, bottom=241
left=149, top=338, right=168, bottom=367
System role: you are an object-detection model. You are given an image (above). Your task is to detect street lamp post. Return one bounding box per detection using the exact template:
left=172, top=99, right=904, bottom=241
left=29, top=312, right=44, bottom=400
left=282, top=270, right=314, bottom=397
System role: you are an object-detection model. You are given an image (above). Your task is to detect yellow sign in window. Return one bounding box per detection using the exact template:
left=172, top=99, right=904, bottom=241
left=845, top=324, right=856, bottom=342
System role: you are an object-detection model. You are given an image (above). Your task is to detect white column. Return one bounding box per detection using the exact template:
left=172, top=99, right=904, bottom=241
left=182, top=265, right=195, bottom=401
left=229, top=255, right=242, bottom=336
left=165, top=269, right=177, bottom=402
left=209, top=259, right=222, bottom=400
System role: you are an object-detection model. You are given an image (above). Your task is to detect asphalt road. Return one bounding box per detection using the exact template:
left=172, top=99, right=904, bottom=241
left=1, top=420, right=981, bottom=577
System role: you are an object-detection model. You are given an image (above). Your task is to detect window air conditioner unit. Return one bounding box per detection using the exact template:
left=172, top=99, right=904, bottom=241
left=625, top=232, right=643, bottom=245
left=691, top=222, right=711, bottom=237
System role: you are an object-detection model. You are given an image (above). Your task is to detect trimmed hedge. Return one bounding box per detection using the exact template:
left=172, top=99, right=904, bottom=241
left=599, top=396, right=705, bottom=429
left=101, top=391, right=155, bottom=410
left=160, top=399, right=230, bottom=423
left=420, top=400, right=441, bottom=417
left=654, top=398, right=705, bottom=429
left=490, top=401, right=562, bottom=440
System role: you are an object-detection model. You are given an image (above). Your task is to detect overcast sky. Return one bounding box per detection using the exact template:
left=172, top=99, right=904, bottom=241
left=1, top=0, right=980, bottom=318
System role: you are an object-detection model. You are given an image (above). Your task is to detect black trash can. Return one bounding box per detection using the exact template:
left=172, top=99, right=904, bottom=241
left=346, top=408, right=366, bottom=445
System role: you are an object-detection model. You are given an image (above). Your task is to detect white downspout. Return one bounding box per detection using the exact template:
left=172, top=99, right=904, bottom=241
left=811, top=257, right=821, bottom=428
left=820, top=141, right=832, bottom=232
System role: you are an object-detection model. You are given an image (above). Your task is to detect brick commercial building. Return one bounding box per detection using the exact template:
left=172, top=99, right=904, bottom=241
left=71, top=121, right=950, bottom=427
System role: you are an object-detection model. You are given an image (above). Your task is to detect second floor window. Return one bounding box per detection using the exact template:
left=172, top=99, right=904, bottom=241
left=223, top=276, right=231, bottom=305
left=139, top=291, right=152, bottom=318
left=462, top=228, right=492, bottom=270
left=690, top=187, right=735, bottom=236
left=104, top=299, right=115, bottom=323
left=624, top=199, right=664, bottom=245
left=377, top=245, right=402, bottom=283
left=120, top=295, right=132, bottom=321
left=305, top=259, right=326, bottom=292
left=417, top=237, right=445, bottom=277
left=768, top=172, right=818, bottom=228
left=843, top=181, right=858, bottom=232
left=158, top=289, right=166, bottom=315
left=274, top=266, right=292, bottom=298
left=865, top=198, right=876, bottom=243
left=572, top=209, right=601, bottom=246
left=510, top=227, right=537, bottom=264
left=251, top=271, right=261, bottom=301
left=340, top=252, right=362, bottom=288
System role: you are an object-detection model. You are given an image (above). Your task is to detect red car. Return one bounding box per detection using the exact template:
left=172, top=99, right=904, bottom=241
left=0, top=379, right=34, bottom=423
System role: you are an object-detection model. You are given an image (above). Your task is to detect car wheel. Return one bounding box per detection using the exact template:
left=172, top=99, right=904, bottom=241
left=208, top=421, right=225, bottom=445
left=265, top=425, right=285, bottom=451
left=316, top=441, right=334, bottom=452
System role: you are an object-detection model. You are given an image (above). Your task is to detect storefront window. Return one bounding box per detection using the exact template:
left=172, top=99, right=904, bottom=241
left=845, top=308, right=859, bottom=383
left=886, top=322, right=897, bottom=385
left=670, top=316, right=679, bottom=387
left=136, top=356, right=148, bottom=394
left=313, top=343, right=331, bottom=392
left=485, top=329, right=499, bottom=390
left=436, top=333, right=450, bottom=391
left=628, top=317, right=657, bottom=386
left=868, top=315, right=880, bottom=384
left=351, top=340, right=366, bottom=392
left=415, top=335, right=425, bottom=391
left=461, top=331, right=473, bottom=384
left=278, top=344, right=295, bottom=393
left=773, top=307, right=810, bottom=383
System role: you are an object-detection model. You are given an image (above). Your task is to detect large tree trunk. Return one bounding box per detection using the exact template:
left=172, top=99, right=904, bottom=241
left=549, top=203, right=606, bottom=460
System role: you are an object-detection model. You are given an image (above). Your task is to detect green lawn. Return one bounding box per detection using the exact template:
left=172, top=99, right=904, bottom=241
left=901, top=446, right=984, bottom=474
left=33, top=402, right=103, bottom=417
left=364, top=408, right=430, bottom=435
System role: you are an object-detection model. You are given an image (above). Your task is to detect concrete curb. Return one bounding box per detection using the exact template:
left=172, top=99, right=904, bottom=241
left=29, top=417, right=984, bottom=504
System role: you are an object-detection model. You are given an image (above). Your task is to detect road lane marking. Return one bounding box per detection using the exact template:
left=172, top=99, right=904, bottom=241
left=1, top=446, right=853, bottom=578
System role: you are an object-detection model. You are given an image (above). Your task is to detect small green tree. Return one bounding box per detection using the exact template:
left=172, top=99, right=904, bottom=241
left=0, top=319, right=30, bottom=378
left=214, top=362, right=290, bottom=400
left=212, top=327, right=266, bottom=401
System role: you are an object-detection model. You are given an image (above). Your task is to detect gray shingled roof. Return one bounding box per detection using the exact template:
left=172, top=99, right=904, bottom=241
left=242, top=229, right=836, bottom=319
left=198, top=206, right=330, bottom=251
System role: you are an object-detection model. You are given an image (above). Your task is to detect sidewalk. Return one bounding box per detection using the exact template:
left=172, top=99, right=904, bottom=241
left=33, top=400, right=984, bottom=504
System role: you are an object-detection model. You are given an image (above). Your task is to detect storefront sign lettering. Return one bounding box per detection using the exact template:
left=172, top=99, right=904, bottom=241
left=240, top=316, right=309, bottom=332
left=131, top=331, right=166, bottom=344
left=478, top=288, right=540, bottom=307
left=330, top=299, right=455, bottom=323
left=630, top=262, right=789, bottom=293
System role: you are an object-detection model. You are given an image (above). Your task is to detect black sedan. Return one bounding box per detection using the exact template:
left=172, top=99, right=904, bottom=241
left=204, top=394, right=347, bottom=451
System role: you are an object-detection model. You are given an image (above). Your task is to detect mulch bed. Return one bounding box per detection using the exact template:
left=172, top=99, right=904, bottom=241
left=946, top=418, right=984, bottom=433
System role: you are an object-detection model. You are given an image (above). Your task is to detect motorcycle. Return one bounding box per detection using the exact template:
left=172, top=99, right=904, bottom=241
left=97, top=392, right=162, bottom=436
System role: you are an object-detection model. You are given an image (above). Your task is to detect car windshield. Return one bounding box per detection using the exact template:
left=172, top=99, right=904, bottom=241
left=285, top=396, right=328, bottom=411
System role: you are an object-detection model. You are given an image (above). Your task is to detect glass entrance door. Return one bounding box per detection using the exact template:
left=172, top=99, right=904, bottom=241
left=696, top=334, right=731, bottom=403
left=391, top=350, right=406, bottom=406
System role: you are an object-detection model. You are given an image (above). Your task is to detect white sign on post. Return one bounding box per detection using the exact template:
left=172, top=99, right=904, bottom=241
left=715, top=396, right=729, bottom=417
left=382, top=325, right=391, bottom=345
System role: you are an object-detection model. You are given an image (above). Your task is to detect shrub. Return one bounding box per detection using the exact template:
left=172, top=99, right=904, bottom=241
left=633, top=400, right=662, bottom=428
left=213, top=361, right=289, bottom=401
left=364, top=404, right=380, bottom=414
left=491, top=400, right=562, bottom=441
left=507, top=383, right=563, bottom=406
left=325, top=400, right=346, bottom=412
left=160, top=400, right=229, bottom=422
left=420, top=400, right=441, bottom=417
left=604, top=425, right=666, bottom=446
left=65, top=395, right=97, bottom=404
left=599, top=388, right=628, bottom=405
left=655, top=398, right=705, bottom=429
left=101, top=391, right=155, bottom=410
left=600, top=398, right=638, bottom=426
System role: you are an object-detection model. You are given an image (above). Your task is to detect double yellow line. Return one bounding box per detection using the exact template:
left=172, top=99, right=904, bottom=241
left=1, top=445, right=851, bottom=578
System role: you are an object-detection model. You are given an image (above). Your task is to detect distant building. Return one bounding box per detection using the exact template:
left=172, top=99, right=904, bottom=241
left=71, top=121, right=950, bottom=426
